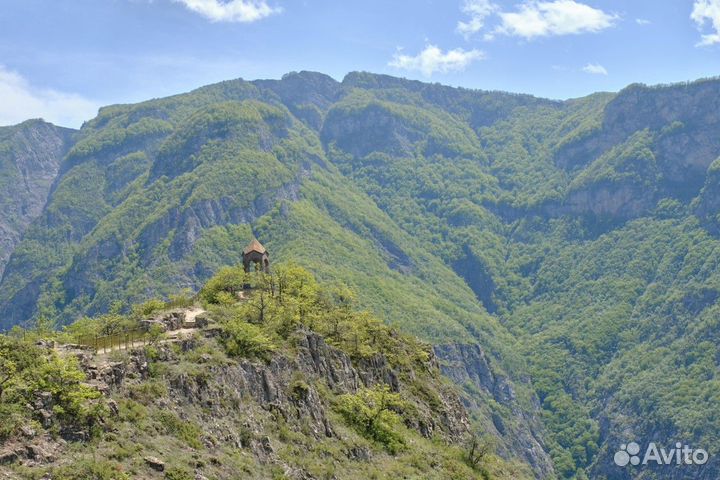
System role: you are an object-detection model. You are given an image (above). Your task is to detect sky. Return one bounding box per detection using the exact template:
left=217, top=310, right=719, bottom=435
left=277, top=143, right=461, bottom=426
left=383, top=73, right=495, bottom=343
left=1, top=0, right=719, bottom=128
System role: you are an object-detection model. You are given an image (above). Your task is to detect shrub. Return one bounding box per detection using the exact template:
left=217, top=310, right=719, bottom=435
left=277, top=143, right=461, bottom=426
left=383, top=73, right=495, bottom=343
left=128, top=380, right=168, bottom=404
left=166, top=291, right=195, bottom=309
left=165, top=466, right=194, bottom=480
left=117, top=399, right=148, bottom=423
left=131, top=299, right=168, bottom=319
left=220, top=320, right=275, bottom=360
left=34, top=355, right=107, bottom=428
left=199, top=266, right=246, bottom=304
left=157, top=411, right=203, bottom=449
left=336, top=385, right=406, bottom=454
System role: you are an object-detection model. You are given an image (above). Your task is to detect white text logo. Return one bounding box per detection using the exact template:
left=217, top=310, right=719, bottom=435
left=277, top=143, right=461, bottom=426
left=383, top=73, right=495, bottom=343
left=614, top=442, right=708, bottom=467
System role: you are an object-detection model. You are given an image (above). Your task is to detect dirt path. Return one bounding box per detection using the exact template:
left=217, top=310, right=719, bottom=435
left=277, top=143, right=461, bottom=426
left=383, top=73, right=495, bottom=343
left=59, top=307, right=208, bottom=357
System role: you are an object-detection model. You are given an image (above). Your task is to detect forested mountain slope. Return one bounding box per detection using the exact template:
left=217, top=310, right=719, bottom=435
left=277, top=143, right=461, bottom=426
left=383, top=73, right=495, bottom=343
left=3, top=72, right=720, bottom=478
left=0, top=120, right=75, bottom=277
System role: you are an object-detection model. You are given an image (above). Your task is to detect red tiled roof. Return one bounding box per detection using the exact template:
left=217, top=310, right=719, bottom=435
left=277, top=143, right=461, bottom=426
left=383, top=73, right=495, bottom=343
left=243, top=238, right=267, bottom=255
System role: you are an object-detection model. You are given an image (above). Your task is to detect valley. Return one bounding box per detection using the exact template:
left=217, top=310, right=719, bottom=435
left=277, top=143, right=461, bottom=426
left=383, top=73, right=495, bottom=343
left=2, top=72, right=720, bottom=479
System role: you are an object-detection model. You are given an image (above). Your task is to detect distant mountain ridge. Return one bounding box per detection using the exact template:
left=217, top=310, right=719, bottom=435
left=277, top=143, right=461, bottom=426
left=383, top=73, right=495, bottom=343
left=0, top=119, right=76, bottom=278
left=3, top=71, right=720, bottom=478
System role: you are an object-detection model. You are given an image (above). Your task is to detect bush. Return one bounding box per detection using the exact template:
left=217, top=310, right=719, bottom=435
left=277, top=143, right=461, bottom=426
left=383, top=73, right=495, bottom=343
left=220, top=320, right=275, bottom=360
left=165, top=466, right=194, bottom=480
left=157, top=411, right=203, bottom=449
left=0, top=336, right=107, bottom=438
left=199, top=266, right=246, bottom=304
left=131, top=299, right=168, bottom=318
left=166, top=291, right=195, bottom=309
left=35, top=355, right=107, bottom=427
left=336, top=385, right=406, bottom=454
left=128, top=380, right=168, bottom=404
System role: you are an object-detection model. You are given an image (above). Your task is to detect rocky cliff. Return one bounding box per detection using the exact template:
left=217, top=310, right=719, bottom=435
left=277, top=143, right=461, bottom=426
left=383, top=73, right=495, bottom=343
left=0, top=316, right=534, bottom=479
left=0, top=120, right=75, bottom=278
left=435, top=343, right=555, bottom=479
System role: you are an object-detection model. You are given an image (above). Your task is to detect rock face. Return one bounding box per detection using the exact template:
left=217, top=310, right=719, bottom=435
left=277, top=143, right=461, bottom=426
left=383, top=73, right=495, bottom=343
left=2, top=329, right=486, bottom=478
left=158, top=331, right=474, bottom=473
left=122, top=331, right=469, bottom=445
left=0, top=120, right=75, bottom=277
left=552, top=80, right=720, bottom=219
left=254, top=71, right=343, bottom=131
left=434, top=343, right=555, bottom=479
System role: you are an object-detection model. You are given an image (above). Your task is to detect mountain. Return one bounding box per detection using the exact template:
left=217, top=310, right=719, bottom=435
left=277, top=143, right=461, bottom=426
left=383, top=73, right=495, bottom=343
left=0, top=266, right=535, bottom=479
left=0, top=119, right=75, bottom=277
left=3, top=72, right=720, bottom=478
left=0, top=73, right=554, bottom=477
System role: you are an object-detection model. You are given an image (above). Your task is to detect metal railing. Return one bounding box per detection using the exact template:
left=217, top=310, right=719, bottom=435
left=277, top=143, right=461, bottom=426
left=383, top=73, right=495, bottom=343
left=77, top=328, right=151, bottom=354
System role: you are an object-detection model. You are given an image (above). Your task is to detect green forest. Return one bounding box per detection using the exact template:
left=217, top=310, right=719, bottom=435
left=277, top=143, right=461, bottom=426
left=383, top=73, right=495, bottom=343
left=2, top=71, right=720, bottom=479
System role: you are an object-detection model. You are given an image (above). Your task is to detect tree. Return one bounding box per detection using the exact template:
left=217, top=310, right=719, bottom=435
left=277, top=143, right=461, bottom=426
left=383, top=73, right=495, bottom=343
left=199, top=266, right=246, bottom=304
left=0, top=336, right=44, bottom=402
left=337, top=385, right=407, bottom=453
left=250, top=279, right=270, bottom=324
left=32, top=315, right=55, bottom=337
left=221, top=320, right=275, bottom=360
left=131, top=298, right=167, bottom=319
left=465, top=434, right=495, bottom=470
left=146, top=324, right=165, bottom=346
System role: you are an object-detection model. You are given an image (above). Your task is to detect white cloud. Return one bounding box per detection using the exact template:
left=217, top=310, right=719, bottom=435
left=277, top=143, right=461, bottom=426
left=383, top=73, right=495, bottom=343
left=495, top=0, right=617, bottom=39
left=457, top=0, right=498, bottom=39
left=389, top=45, right=485, bottom=76
left=174, top=0, right=281, bottom=23
left=0, top=66, right=99, bottom=128
left=582, top=63, right=608, bottom=75
left=691, top=0, right=720, bottom=46
left=636, top=18, right=651, bottom=25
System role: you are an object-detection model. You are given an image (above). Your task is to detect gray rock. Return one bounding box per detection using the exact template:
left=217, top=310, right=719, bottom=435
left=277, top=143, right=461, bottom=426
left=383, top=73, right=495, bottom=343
left=25, top=444, right=54, bottom=463
left=434, top=343, right=555, bottom=479
left=346, top=446, right=371, bottom=461
left=0, top=449, right=18, bottom=465
left=144, top=456, right=165, bottom=471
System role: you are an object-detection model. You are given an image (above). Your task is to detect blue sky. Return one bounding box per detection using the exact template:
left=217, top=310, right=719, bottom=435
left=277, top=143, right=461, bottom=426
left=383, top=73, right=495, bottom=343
left=1, top=0, right=719, bottom=128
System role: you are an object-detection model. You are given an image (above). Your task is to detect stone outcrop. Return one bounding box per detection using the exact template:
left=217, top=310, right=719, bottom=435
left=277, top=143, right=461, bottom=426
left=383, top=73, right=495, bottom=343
left=0, top=328, right=475, bottom=475
left=435, top=343, right=555, bottom=479
left=108, top=331, right=471, bottom=445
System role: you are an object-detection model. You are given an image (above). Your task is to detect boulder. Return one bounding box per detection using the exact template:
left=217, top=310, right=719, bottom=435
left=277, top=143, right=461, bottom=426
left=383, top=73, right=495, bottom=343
left=144, top=456, right=165, bottom=471
left=0, top=449, right=18, bottom=465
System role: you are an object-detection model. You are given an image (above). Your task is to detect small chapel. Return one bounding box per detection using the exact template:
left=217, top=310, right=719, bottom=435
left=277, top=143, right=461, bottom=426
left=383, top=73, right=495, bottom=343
left=242, top=238, right=270, bottom=273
